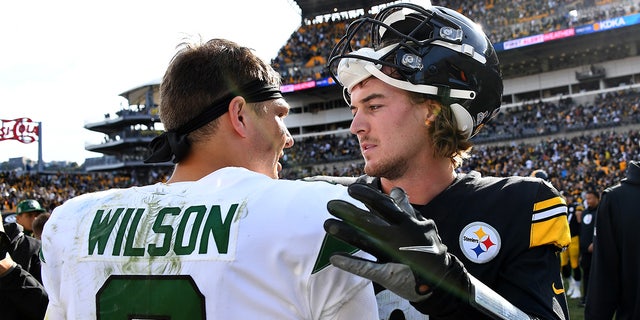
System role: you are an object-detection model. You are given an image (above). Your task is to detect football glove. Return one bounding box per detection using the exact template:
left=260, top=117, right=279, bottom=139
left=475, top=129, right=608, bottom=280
left=325, top=183, right=533, bottom=319
left=324, top=183, right=469, bottom=301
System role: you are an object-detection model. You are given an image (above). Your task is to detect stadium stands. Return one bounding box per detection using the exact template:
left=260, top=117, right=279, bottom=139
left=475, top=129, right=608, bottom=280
left=5, top=0, right=640, bottom=223
left=274, top=0, right=640, bottom=84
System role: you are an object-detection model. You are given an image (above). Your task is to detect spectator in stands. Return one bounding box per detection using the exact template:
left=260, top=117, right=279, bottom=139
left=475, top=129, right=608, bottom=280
left=14, top=199, right=45, bottom=237
left=3, top=120, right=632, bottom=192
left=322, top=3, right=570, bottom=319
left=585, top=160, right=640, bottom=319
left=274, top=0, right=638, bottom=85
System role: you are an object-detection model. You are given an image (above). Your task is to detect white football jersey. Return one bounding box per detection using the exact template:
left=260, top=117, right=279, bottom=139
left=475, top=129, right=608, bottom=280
left=41, top=167, right=378, bottom=320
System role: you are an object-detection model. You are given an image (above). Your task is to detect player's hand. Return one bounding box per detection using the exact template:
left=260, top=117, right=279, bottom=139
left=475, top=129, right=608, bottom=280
left=324, top=183, right=469, bottom=302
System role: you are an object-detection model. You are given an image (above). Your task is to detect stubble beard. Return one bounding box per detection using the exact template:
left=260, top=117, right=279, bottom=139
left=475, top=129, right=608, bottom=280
left=364, top=154, right=409, bottom=180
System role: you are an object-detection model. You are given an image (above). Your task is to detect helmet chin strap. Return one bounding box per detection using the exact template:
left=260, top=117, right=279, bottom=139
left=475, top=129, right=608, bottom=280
left=364, top=64, right=475, bottom=138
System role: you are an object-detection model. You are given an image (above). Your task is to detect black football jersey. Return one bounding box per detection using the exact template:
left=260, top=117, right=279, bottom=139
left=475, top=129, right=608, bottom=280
left=366, top=171, right=571, bottom=319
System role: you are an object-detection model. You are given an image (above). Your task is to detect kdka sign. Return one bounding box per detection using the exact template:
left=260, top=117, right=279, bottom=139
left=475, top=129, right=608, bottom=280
left=1, top=118, right=40, bottom=144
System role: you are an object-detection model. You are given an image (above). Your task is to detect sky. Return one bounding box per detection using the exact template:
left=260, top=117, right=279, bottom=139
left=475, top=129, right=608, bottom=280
left=0, top=0, right=301, bottom=164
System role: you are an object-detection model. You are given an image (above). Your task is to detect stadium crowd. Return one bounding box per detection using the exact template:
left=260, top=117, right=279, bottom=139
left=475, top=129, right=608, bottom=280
left=3, top=90, right=638, bottom=217
left=279, top=126, right=639, bottom=198
left=1, top=5, right=637, bottom=320
left=3, top=2, right=640, bottom=319
left=278, top=88, right=640, bottom=171
left=474, top=88, right=640, bottom=143
left=0, top=170, right=170, bottom=215
left=272, top=0, right=639, bottom=84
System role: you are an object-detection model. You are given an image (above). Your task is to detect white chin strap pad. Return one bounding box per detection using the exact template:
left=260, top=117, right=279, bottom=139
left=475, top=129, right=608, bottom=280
left=337, top=46, right=395, bottom=93
left=337, top=48, right=379, bottom=93
left=450, top=103, right=474, bottom=138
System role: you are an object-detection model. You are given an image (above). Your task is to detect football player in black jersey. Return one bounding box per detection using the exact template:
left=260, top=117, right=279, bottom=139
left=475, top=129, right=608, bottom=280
left=561, top=192, right=583, bottom=299
left=321, top=3, right=571, bottom=319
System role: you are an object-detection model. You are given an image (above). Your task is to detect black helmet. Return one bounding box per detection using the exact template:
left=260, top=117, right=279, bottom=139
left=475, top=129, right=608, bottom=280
left=328, top=3, right=503, bottom=138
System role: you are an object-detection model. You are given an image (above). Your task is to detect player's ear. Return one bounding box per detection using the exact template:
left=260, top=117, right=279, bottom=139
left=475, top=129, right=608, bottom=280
left=424, top=101, right=441, bottom=127
left=228, top=96, right=249, bottom=137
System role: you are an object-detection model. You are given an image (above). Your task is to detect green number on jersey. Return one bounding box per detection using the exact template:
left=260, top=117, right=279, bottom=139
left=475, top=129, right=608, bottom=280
left=97, top=275, right=205, bottom=319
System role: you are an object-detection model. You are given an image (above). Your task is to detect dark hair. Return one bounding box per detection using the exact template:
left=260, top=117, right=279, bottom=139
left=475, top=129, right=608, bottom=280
left=159, top=38, right=281, bottom=139
left=32, top=212, right=50, bottom=239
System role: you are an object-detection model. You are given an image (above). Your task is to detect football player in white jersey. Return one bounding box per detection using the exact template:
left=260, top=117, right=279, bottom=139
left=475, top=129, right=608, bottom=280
left=40, top=38, right=378, bottom=320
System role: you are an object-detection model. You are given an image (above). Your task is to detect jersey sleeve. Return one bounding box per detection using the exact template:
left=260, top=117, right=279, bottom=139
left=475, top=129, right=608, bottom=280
left=303, top=184, right=379, bottom=320
left=41, top=205, right=66, bottom=320
left=530, top=181, right=571, bottom=250
left=309, top=252, right=378, bottom=320
left=515, top=180, right=570, bottom=319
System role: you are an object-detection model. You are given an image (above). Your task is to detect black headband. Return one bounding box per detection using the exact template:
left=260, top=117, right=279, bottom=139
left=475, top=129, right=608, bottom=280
left=144, top=80, right=283, bottom=164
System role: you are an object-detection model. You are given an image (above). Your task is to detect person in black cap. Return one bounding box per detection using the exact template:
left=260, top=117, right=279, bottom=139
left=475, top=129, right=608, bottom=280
left=586, top=160, right=640, bottom=319
left=15, top=199, right=46, bottom=237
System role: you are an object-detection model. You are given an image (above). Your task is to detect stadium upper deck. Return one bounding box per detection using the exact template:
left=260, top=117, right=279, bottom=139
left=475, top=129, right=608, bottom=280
left=279, top=0, right=640, bottom=81
left=280, top=0, right=640, bottom=138
left=83, top=0, right=640, bottom=173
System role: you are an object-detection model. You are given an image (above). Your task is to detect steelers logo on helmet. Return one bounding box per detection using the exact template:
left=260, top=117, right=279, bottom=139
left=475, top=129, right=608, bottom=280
left=327, top=2, right=503, bottom=139
left=459, top=221, right=501, bottom=264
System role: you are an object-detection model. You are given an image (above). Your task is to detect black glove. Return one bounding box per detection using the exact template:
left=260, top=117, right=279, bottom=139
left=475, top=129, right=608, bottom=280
left=324, top=184, right=470, bottom=306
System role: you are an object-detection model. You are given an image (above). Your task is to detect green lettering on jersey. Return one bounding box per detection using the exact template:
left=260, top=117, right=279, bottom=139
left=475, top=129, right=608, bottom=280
left=199, top=204, right=238, bottom=254
left=123, top=208, right=145, bottom=256
left=312, top=234, right=359, bottom=274
left=148, top=207, right=180, bottom=256
left=175, top=205, right=207, bottom=255
left=112, top=208, right=135, bottom=255
left=89, top=208, right=124, bottom=255
left=88, top=204, right=240, bottom=257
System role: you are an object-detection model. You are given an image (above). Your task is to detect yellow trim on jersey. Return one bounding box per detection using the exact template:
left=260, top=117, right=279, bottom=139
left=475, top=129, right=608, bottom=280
left=531, top=196, right=570, bottom=249
left=533, top=196, right=566, bottom=212
left=532, top=206, right=566, bottom=222
left=531, top=215, right=571, bottom=249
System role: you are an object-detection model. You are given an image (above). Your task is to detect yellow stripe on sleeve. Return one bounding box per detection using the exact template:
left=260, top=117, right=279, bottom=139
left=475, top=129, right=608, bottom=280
left=531, top=215, right=571, bottom=249
left=533, top=196, right=566, bottom=212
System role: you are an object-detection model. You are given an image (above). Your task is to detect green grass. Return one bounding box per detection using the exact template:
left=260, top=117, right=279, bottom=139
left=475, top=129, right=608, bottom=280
left=564, top=276, right=584, bottom=320
left=567, top=295, right=584, bottom=320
